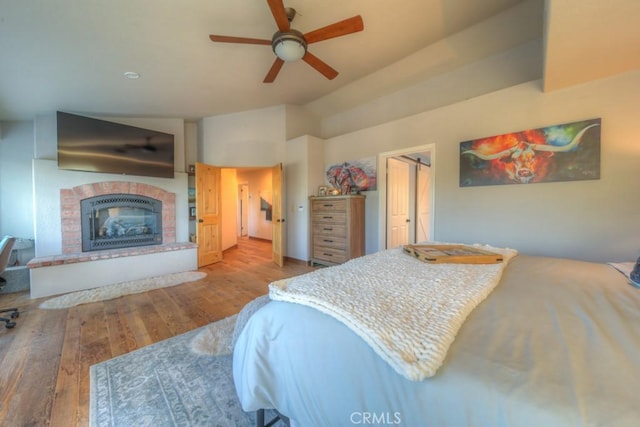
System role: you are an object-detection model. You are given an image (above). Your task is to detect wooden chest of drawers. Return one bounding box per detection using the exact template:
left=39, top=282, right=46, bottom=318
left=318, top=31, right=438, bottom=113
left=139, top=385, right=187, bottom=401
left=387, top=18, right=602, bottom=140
left=309, top=195, right=365, bottom=266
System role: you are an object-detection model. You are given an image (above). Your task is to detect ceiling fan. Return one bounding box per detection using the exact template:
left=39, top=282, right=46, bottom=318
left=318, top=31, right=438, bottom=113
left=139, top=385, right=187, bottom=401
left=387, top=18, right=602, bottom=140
left=209, top=0, right=364, bottom=83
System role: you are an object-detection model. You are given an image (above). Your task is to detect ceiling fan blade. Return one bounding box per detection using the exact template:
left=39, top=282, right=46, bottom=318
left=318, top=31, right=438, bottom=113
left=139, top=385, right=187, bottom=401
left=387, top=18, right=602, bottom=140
left=264, top=58, right=285, bottom=83
left=209, top=35, right=271, bottom=45
left=266, top=0, right=290, bottom=32
left=304, top=15, right=364, bottom=44
left=303, top=51, right=339, bottom=80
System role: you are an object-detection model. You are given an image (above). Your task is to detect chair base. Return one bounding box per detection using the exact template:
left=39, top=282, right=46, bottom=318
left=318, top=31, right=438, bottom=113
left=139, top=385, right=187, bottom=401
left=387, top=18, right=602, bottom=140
left=0, top=307, right=19, bottom=329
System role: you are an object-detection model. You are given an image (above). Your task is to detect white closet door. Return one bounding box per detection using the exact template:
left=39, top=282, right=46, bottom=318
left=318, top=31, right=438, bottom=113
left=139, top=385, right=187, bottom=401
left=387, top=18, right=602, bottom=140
left=387, top=158, right=410, bottom=248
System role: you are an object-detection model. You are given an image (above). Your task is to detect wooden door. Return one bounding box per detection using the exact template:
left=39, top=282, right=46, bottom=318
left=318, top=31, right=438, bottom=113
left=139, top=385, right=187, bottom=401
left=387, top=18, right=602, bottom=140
left=271, top=163, right=284, bottom=267
left=196, top=162, right=222, bottom=267
left=387, top=157, right=410, bottom=248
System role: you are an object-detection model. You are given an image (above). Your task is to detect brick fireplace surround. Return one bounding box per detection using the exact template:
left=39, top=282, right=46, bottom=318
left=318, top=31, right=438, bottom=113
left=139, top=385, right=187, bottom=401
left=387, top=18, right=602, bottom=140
left=27, top=180, right=197, bottom=298
left=60, top=181, right=176, bottom=254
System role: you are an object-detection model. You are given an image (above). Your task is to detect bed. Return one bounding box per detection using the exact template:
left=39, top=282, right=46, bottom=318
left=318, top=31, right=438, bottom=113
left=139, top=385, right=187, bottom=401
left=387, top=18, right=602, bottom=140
left=232, top=245, right=640, bottom=427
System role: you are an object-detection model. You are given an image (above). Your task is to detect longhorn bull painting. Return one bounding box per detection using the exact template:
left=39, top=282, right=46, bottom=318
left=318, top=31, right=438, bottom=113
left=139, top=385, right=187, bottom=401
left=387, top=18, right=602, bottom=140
left=326, top=157, right=377, bottom=193
left=460, top=118, right=601, bottom=187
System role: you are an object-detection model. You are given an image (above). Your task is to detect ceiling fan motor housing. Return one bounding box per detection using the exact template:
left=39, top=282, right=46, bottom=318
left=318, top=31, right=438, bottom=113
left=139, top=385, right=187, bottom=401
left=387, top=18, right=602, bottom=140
left=272, top=29, right=307, bottom=61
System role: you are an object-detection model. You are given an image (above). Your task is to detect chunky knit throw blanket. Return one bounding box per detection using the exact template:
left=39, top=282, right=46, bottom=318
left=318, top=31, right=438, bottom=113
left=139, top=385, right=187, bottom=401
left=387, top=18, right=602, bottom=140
left=269, top=245, right=518, bottom=381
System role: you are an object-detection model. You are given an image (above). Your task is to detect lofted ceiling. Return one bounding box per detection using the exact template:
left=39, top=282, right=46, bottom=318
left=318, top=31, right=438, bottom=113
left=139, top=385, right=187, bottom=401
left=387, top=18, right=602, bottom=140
left=543, top=0, right=640, bottom=92
left=0, top=0, right=638, bottom=122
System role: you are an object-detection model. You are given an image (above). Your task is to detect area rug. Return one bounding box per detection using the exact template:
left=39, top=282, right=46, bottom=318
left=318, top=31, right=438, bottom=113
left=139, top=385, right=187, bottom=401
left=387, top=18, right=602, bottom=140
left=40, top=271, right=207, bottom=309
left=90, top=297, right=281, bottom=427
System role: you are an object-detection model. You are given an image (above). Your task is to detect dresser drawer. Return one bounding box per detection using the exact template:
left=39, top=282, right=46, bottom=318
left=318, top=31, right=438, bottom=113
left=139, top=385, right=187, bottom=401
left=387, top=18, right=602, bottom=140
left=313, top=235, right=347, bottom=248
left=313, top=246, right=347, bottom=264
left=312, top=199, right=347, bottom=212
left=313, top=223, right=346, bottom=236
left=312, top=212, right=346, bottom=224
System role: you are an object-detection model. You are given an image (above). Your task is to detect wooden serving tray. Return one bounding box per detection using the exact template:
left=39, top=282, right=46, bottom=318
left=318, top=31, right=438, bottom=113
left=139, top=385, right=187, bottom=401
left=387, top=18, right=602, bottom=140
left=403, top=244, right=503, bottom=264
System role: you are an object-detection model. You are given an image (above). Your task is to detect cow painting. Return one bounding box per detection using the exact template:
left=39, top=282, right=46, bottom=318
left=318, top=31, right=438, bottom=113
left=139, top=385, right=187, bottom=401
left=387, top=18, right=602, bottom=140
left=326, top=158, right=377, bottom=193
left=459, top=119, right=601, bottom=187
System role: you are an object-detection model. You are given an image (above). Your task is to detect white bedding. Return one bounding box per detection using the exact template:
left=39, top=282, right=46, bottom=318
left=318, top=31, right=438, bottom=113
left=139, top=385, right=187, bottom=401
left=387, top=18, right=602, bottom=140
left=233, top=254, right=640, bottom=426
left=269, top=245, right=517, bottom=380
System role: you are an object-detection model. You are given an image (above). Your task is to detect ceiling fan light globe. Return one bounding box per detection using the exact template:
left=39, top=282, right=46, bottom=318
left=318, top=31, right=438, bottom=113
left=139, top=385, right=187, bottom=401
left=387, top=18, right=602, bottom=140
left=274, top=39, right=306, bottom=62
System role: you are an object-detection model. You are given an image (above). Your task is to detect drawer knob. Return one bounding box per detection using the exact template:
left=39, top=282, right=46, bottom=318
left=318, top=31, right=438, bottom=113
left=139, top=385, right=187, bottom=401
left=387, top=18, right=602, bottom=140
left=323, top=239, right=334, bottom=243
left=323, top=253, right=333, bottom=257
left=323, top=227, right=333, bottom=231
left=323, top=216, right=333, bottom=219
left=323, top=204, right=333, bottom=207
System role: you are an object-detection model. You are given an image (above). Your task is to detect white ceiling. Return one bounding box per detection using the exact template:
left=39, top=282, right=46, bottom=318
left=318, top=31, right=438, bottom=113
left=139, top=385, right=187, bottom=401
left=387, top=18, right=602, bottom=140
left=0, top=0, right=638, bottom=122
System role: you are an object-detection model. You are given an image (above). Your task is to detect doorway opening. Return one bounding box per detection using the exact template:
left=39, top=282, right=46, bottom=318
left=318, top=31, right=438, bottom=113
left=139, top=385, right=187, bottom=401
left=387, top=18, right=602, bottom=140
left=231, top=168, right=274, bottom=245
left=237, top=184, right=249, bottom=238
left=194, top=162, right=283, bottom=268
left=378, top=144, right=435, bottom=250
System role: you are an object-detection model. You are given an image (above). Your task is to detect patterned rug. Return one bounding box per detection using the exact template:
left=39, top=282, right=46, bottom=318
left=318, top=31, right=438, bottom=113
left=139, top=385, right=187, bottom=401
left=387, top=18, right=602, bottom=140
left=90, top=297, right=282, bottom=427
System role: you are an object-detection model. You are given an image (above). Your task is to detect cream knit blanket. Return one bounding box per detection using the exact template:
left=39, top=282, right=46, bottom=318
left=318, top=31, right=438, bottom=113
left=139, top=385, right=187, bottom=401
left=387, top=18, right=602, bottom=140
left=269, top=245, right=518, bottom=381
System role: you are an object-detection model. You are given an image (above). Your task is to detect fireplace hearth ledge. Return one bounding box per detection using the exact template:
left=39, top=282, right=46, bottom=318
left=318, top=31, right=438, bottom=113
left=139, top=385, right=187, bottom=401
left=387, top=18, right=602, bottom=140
left=28, top=242, right=198, bottom=299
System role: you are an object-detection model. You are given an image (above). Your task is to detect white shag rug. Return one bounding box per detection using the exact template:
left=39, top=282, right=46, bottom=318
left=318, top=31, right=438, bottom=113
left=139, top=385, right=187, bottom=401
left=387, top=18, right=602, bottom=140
left=40, top=271, right=207, bottom=309
left=189, top=295, right=271, bottom=356
left=190, top=314, right=238, bottom=356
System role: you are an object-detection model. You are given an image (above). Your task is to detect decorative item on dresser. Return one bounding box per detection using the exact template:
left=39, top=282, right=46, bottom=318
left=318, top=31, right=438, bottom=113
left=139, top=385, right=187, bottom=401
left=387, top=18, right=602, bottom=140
left=309, top=195, right=365, bottom=267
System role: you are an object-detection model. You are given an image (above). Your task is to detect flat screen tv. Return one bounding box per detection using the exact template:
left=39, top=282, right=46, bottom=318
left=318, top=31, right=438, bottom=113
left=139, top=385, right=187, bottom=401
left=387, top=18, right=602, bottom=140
left=57, top=111, right=175, bottom=178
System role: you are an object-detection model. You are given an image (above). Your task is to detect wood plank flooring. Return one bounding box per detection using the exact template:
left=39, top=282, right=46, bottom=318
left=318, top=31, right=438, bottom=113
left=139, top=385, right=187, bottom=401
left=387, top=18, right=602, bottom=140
left=0, top=238, right=313, bottom=427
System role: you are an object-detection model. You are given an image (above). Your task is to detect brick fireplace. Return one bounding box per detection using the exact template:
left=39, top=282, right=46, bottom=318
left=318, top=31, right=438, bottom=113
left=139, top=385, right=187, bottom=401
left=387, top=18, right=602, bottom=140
left=28, top=162, right=196, bottom=299
left=60, top=181, right=176, bottom=254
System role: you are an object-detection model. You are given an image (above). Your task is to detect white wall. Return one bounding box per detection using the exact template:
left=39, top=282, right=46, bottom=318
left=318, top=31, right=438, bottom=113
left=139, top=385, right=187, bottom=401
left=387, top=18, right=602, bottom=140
left=285, top=105, right=321, bottom=140
left=184, top=121, right=198, bottom=169
left=0, top=121, right=35, bottom=240
left=323, top=70, right=640, bottom=262
left=185, top=121, right=198, bottom=237
left=284, top=135, right=325, bottom=261
left=200, top=105, right=287, bottom=167
left=221, top=168, right=238, bottom=251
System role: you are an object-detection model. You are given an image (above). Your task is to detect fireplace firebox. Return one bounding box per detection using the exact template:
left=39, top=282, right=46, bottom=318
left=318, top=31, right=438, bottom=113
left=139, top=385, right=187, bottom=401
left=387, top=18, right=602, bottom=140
left=81, top=194, right=163, bottom=252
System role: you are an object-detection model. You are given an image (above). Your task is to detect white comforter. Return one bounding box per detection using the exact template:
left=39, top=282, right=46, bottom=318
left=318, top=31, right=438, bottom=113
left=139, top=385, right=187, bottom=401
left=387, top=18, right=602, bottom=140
left=234, top=254, right=640, bottom=426
left=269, top=245, right=517, bottom=380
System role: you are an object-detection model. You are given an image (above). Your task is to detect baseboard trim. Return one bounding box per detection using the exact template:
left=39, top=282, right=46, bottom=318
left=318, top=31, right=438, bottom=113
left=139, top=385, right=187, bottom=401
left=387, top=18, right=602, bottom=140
left=234, top=237, right=310, bottom=267
left=248, top=236, right=272, bottom=243
left=284, top=256, right=309, bottom=266
left=223, top=244, right=238, bottom=254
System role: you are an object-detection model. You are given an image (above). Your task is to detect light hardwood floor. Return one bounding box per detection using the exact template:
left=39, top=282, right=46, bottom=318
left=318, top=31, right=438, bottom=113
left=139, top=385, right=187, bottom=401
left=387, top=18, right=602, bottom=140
left=0, top=238, right=314, bottom=427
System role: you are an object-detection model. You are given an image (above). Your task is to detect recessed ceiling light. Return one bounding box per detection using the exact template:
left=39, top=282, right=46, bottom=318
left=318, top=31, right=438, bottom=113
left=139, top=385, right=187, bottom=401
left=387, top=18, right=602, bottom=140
left=123, top=71, right=140, bottom=79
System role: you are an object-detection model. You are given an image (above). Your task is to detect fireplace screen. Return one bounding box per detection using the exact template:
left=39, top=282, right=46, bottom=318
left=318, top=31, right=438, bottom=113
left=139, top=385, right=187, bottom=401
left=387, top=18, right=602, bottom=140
left=81, top=194, right=162, bottom=251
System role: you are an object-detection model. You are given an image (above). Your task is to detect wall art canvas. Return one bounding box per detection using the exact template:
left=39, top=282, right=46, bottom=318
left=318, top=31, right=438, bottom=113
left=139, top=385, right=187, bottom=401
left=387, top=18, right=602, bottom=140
left=460, top=118, right=601, bottom=187
left=326, top=156, right=377, bottom=193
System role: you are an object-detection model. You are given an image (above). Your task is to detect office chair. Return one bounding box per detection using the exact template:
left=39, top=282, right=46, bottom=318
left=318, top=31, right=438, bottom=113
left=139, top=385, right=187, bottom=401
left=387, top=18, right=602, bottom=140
left=0, top=236, right=19, bottom=329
